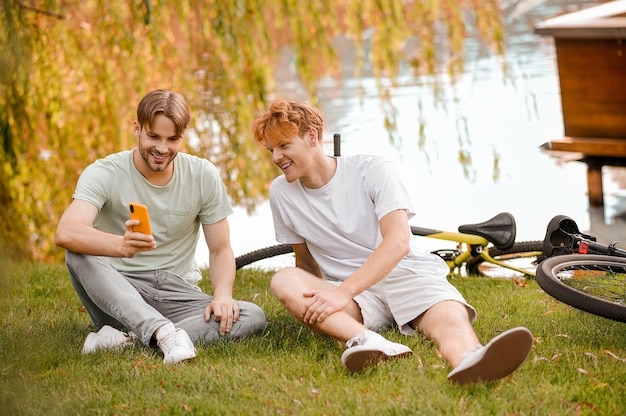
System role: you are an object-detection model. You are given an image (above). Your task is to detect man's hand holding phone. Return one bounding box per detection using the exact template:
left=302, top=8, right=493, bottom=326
left=124, top=202, right=156, bottom=254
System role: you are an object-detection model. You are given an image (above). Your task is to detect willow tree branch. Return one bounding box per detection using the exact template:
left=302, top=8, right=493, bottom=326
left=16, top=1, right=66, bottom=20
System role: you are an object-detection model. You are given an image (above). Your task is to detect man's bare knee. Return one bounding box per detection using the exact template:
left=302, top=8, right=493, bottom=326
left=412, top=300, right=472, bottom=333
left=270, top=267, right=299, bottom=298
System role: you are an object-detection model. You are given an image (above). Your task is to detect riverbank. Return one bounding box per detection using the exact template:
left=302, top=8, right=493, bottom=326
left=197, top=0, right=625, bottom=268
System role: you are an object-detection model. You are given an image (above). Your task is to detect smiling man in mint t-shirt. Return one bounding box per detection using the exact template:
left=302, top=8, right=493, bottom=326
left=55, top=89, right=266, bottom=364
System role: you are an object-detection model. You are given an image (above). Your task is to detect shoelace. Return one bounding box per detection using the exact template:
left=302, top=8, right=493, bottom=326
left=346, top=334, right=366, bottom=348
left=158, top=329, right=180, bottom=351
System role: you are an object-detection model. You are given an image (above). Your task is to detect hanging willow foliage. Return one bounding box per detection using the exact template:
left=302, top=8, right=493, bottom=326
left=0, top=0, right=504, bottom=262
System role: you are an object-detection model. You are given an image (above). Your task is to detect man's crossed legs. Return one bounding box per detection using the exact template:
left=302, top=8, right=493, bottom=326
left=66, top=251, right=266, bottom=364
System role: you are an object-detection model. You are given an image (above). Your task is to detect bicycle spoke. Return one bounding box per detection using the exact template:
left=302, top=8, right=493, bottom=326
left=555, top=263, right=626, bottom=305
left=536, top=255, right=626, bottom=323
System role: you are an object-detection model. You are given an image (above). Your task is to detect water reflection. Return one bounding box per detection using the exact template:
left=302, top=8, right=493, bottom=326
left=198, top=0, right=625, bottom=268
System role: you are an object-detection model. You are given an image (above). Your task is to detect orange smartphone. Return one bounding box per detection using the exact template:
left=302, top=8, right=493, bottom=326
left=128, top=202, right=152, bottom=235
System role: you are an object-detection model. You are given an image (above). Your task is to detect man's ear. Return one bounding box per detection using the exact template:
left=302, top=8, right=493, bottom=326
left=307, top=128, right=318, bottom=146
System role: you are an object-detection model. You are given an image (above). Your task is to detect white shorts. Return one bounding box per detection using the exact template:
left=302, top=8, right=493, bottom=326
left=327, top=262, right=476, bottom=335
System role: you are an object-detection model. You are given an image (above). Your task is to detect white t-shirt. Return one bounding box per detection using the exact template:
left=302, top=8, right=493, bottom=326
left=73, top=149, right=233, bottom=285
left=269, top=154, right=436, bottom=280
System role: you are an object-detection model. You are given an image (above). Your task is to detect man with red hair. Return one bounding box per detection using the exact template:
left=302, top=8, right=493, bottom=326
left=251, top=99, right=533, bottom=384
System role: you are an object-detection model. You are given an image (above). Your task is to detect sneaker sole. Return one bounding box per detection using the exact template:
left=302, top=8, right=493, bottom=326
left=448, top=327, right=533, bottom=385
left=163, top=349, right=197, bottom=365
left=82, top=332, right=134, bottom=354
left=342, top=347, right=413, bottom=373
left=163, top=354, right=197, bottom=365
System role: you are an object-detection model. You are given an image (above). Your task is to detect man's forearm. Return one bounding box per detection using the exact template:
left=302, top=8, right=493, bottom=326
left=55, top=223, right=126, bottom=257
left=208, top=250, right=236, bottom=297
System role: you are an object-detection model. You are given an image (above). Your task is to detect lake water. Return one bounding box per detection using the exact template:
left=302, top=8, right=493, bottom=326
left=197, top=0, right=626, bottom=268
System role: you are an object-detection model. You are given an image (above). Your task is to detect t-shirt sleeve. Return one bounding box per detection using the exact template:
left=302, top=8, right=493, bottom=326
left=72, top=160, right=114, bottom=210
left=198, top=160, right=234, bottom=224
left=269, top=178, right=305, bottom=245
left=365, top=158, right=416, bottom=222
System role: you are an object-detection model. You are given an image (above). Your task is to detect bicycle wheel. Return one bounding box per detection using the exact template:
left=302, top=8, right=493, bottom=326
left=235, top=244, right=294, bottom=270
left=536, top=254, right=626, bottom=322
left=466, top=241, right=544, bottom=278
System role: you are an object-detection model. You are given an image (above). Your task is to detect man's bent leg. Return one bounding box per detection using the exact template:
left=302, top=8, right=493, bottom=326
left=271, top=267, right=412, bottom=372
left=66, top=252, right=121, bottom=329
left=126, top=270, right=267, bottom=344
left=65, top=251, right=170, bottom=346
left=175, top=300, right=267, bottom=344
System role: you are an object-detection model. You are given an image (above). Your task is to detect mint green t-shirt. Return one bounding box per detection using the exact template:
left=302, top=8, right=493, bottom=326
left=73, top=149, right=233, bottom=285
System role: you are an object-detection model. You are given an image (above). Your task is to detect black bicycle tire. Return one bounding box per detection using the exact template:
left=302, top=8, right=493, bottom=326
left=466, top=240, right=544, bottom=278
left=535, top=254, right=626, bottom=323
left=236, top=239, right=545, bottom=273
left=235, top=244, right=294, bottom=270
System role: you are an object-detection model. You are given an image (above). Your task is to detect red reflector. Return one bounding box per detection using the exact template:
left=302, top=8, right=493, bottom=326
left=578, top=241, right=589, bottom=254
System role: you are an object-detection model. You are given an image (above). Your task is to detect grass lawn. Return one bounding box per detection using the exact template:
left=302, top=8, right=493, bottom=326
left=1, top=256, right=625, bottom=415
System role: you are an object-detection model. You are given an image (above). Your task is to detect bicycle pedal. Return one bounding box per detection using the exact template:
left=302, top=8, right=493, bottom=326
left=432, top=249, right=461, bottom=261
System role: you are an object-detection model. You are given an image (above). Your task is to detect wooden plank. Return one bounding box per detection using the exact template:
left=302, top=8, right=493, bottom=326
left=534, top=1, right=626, bottom=39
left=587, top=165, right=604, bottom=207
left=555, top=38, right=626, bottom=138
left=541, top=137, right=626, bottom=157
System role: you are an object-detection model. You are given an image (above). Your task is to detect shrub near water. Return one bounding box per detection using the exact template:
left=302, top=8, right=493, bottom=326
left=1, top=258, right=626, bottom=415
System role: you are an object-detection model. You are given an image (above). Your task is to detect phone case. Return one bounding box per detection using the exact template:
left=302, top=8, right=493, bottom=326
left=128, top=202, right=152, bottom=235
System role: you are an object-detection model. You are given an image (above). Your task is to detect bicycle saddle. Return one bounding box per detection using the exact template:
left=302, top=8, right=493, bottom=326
left=457, top=212, right=516, bottom=250
left=542, top=214, right=596, bottom=257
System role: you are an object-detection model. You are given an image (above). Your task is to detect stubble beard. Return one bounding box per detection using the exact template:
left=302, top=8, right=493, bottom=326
left=139, top=145, right=175, bottom=173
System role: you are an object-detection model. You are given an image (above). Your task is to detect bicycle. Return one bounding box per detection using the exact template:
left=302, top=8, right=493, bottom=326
left=235, top=212, right=544, bottom=279
left=536, top=214, right=626, bottom=322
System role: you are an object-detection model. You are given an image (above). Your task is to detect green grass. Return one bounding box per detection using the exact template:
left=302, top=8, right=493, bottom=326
left=1, top=257, right=626, bottom=415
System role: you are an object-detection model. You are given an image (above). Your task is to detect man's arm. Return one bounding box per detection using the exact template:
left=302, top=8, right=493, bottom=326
left=54, top=199, right=155, bottom=257
left=302, top=209, right=410, bottom=324
left=293, top=243, right=322, bottom=278
left=201, top=217, right=239, bottom=335
left=337, top=209, right=410, bottom=297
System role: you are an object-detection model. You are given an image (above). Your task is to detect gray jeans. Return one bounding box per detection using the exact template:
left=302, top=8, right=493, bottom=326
left=65, top=251, right=266, bottom=347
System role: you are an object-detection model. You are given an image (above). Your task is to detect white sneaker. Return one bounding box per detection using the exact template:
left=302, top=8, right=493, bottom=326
left=82, top=325, right=134, bottom=354
left=447, top=327, right=533, bottom=385
left=156, top=324, right=197, bottom=364
left=340, top=330, right=413, bottom=372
